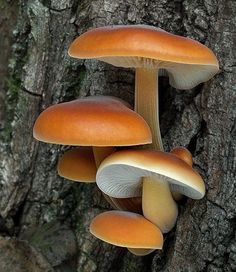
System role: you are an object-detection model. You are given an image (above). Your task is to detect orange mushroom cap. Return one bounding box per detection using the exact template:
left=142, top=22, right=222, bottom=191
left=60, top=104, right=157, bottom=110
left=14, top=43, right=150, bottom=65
left=57, top=147, right=96, bottom=182
left=69, top=25, right=219, bottom=89
left=90, top=210, right=163, bottom=249
left=170, top=146, right=193, bottom=167
left=33, top=96, right=152, bottom=146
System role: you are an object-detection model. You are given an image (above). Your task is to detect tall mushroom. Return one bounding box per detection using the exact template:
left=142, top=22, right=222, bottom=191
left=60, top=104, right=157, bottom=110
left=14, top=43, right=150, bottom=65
left=68, top=26, right=216, bottom=242
left=68, top=25, right=219, bottom=151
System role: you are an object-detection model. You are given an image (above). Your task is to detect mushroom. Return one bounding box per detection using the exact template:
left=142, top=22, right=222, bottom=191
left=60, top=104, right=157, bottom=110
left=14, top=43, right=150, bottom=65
left=96, top=149, right=205, bottom=233
left=33, top=96, right=151, bottom=151
left=58, top=147, right=143, bottom=213
left=90, top=210, right=163, bottom=255
left=170, top=146, right=193, bottom=167
left=33, top=96, right=151, bottom=211
left=68, top=26, right=218, bottom=226
left=170, top=146, right=193, bottom=201
left=68, top=25, right=219, bottom=151
left=57, top=147, right=97, bottom=182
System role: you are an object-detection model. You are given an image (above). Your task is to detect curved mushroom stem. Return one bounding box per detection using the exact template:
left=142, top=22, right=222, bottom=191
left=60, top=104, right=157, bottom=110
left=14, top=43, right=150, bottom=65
left=142, top=176, right=178, bottom=233
left=135, top=68, right=163, bottom=151
left=135, top=68, right=181, bottom=203
left=92, top=146, right=116, bottom=168
left=133, top=68, right=177, bottom=255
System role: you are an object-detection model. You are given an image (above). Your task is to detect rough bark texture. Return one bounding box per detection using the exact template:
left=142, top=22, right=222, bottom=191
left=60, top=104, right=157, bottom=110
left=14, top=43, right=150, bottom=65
left=0, top=0, right=235, bottom=271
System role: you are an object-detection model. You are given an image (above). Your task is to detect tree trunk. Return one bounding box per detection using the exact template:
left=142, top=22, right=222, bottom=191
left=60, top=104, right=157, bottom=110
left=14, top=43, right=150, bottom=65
left=0, top=0, right=235, bottom=271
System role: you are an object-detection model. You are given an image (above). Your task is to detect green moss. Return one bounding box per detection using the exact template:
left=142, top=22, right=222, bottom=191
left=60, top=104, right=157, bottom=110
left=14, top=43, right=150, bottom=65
left=0, top=76, right=21, bottom=142
left=1, top=125, right=13, bottom=143
left=78, top=68, right=86, bottom=84
left=6, top=76, right=20, bottom=103
left=0, top=0, right=6, bottom=9
left=16, top=94, right=28, bottom=116
left=64, top=65, right=87, bottom=101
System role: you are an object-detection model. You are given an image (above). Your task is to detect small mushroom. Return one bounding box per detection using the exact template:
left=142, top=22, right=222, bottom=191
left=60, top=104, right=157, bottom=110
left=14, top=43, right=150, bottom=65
left=96, top=149, right=205, bottom=233
left=170, top=146, right=193, bottom=201
left=57, top=147, right=97, bottom=183
left=57, top=146, right=142, bottom=213
left=68, top=25, right=219, bottom=150
left=170, top=146, right=193, bottom=167
left=90, top=210, right=163, bottom=255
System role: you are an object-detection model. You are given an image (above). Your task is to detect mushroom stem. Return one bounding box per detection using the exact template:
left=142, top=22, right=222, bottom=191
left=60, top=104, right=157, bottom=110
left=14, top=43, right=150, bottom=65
left=142, top=176, right=178, bottom=233
left=135, top=69, right=181, bottom=203
left=92, top=146, right=116, bottom=168
left=135, top=68, right=163, bottom=151
left=112, top=197, right=142, bottom=214
left=135, top=68, right=178, bottom=231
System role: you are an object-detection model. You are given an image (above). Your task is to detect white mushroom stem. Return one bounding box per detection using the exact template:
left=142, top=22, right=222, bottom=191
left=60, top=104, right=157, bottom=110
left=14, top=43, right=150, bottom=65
left=135, top=68, right=178, bottom=231
left=135, top=67, right=163, bottom=151
left=142, top=176, right=178, bottom=233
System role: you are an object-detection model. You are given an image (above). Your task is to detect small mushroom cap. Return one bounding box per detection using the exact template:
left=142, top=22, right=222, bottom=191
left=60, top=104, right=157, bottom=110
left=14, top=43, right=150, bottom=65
left=97, top=149, right=205, bottom=199
left=69, top=25, right=219, bottom=89
left=33, top=96, right=151, bottom=146
left=90, top=210, right=163, bottom=249
left=57, top=147, right=96, bottom=182
left=170, top=146, right=193, bottom=167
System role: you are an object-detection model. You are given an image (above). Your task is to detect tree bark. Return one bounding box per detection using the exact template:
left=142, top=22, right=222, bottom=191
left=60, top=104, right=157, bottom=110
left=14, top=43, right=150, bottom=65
left=0, top=0, right=235, bottom=271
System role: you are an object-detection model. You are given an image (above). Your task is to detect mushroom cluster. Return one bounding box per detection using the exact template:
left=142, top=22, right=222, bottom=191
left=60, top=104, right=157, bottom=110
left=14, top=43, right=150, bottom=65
left=33, top=25, right=219, bottom=256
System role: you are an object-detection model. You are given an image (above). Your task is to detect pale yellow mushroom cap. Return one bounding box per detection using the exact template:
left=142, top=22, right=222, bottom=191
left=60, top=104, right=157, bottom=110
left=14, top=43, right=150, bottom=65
left=96, top=149, right=205, bottom=199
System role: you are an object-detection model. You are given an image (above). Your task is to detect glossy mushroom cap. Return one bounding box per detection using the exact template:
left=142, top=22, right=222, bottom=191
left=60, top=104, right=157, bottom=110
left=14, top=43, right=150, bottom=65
left=96, top=149, right=205, bottom=199
left=170, top=146, right=193, bottom=167
left=69, top=25, right=219, bottom=89
left=33, top=96, right=152, bottom=146
left=57, top=147, right=96, bottom=182
left=90, top=211, right=163, bottom=249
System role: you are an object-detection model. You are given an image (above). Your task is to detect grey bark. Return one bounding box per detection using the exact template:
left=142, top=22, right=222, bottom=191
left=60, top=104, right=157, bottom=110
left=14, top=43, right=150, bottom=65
left=0, top=0, right=235, bottom=271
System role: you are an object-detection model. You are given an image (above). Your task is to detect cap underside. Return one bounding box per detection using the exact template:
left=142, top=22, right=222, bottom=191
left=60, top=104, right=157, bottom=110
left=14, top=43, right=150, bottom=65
left=97, top=164, right=204, bottom=199
left=98, top=56, right=219, bottom=89
left=96, top=150, right=205, bottom=199
left=69, top=25, right=219, bottom=89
